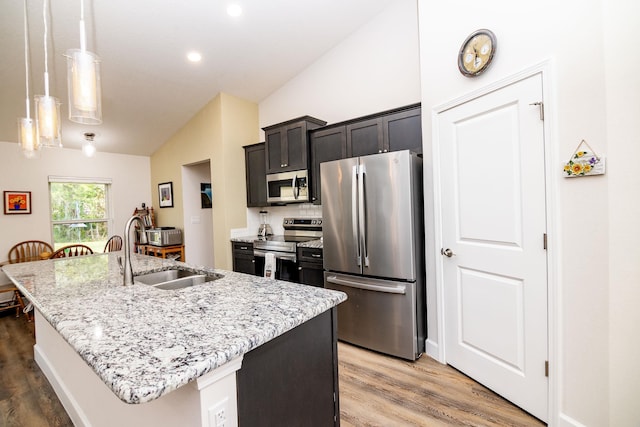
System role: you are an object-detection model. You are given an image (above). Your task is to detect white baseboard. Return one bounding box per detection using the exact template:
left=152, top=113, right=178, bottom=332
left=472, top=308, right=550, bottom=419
left=557, top=412, right=587, bottom=427
left=425, top=338, right=443, bottom=363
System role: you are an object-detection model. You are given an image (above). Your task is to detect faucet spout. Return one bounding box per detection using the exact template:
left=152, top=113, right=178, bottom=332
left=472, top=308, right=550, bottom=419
left=123, top=215, right=147, bottom=285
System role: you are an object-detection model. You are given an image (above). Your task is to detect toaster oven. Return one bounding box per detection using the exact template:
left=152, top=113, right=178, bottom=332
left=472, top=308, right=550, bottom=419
left=146, top=228, right=183, bottom=247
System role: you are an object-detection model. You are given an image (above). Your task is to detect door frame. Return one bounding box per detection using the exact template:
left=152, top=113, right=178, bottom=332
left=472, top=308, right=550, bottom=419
left=430, top=60, right=559, bottom=424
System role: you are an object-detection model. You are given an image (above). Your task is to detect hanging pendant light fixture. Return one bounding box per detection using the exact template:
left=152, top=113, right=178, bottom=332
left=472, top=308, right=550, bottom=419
left=18, top=0, right=39, bottom=159
left=35, top=0, right=62, bottom=148
left=66, top=0, right=102, bottom=125
left=82, top=132, right=97, bottom=157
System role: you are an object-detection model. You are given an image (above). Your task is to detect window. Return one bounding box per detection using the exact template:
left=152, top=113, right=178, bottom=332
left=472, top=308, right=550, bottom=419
left=49, top=177, right=112, bottom=252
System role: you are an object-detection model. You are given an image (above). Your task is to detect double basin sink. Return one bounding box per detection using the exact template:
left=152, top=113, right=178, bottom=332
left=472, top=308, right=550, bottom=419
left=135, top=268, right=221, bottom=290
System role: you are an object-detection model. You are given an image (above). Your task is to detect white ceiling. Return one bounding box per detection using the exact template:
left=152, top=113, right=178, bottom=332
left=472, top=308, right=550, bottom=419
left=0, top=0, right=395, bottom=156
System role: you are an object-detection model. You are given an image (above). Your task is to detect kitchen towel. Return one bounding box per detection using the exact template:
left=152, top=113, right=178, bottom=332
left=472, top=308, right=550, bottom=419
left=264, top=252, right=276, bottom=279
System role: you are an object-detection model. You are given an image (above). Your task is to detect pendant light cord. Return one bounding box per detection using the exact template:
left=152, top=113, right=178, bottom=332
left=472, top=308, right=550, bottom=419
left=42, top=0, right=49, bottom=97
left=79, top=0, right=86, bottom=51
left=23, top=0, right=31, bottom=118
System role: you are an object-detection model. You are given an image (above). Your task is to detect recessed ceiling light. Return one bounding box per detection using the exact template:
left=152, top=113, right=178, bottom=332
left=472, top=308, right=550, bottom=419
left=227, top=4, right=243, bottom=17
left=187, top=51, right=202, bottom=63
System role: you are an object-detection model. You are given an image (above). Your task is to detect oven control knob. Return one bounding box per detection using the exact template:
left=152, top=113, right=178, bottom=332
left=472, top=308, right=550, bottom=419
left=311, top=220, right=316, bottom=225
left=318, top=219, right=322, bottom=225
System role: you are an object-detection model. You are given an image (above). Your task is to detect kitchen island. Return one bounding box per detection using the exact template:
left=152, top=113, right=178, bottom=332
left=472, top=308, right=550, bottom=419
left=2, top=252, right=346, bottom=427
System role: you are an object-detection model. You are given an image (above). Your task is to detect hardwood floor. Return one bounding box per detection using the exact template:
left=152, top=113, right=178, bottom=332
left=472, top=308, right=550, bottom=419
left=0, top=313, right=72, bottom=427
left=338, top=342, right=545, bottom=426
left=0, top=312, right=544, bottom=427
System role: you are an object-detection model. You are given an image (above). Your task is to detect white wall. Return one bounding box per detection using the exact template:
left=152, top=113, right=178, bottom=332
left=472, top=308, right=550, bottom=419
left=182, top=161, right=214, bottom=267
left=0, top=142, right=151, bottom=282
left=258, top=0, right=421, bottom=133
left=603, top=1, right=640, bottom=426
left=417, top=0, right=626, bottom=425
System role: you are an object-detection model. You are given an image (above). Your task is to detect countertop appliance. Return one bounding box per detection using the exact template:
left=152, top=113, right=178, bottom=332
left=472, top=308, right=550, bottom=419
left=266, top=170, right=309, bottom=204
left=253, top=217, right=322, bottom=282
left=258, top=210, right=273, bottom=237
left=321, top=150, right=425, bottom=360
left=146, top=228, right=183, bottom=247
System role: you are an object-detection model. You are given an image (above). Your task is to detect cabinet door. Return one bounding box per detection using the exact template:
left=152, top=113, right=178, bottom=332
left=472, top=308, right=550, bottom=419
left=233, top=253, right=256, bottom=275
left=284, top=123, right=307, bottom=171
left=309, top=126, right=347, bottom=204
left=265, top=129, right=284, bottom=174
left=346, top=117, right=384, bottom=157
left=298, top=263, right=325, bottom=287
left=384, top=106, right=423, bottom=154
left=244, top=143, right=267, bottom=207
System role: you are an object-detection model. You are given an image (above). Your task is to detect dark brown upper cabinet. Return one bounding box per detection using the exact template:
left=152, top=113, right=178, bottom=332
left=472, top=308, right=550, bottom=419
left=309, top=126, right=347, bottom=205
left=263, top=116, right=327, bottom=174
left=244, top=143, right=267, bottom=207
left=346, top=104, right=422, bottom=157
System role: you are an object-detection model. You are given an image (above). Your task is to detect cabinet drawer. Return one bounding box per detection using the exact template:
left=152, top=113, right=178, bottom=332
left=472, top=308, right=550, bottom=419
left=297, top=247, right=323, bottom=264
left=233, top=242, right=254, bottom=255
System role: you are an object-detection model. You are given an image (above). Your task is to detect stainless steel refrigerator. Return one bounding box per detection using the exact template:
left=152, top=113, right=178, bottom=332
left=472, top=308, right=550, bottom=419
left=321, top=150, right=425, bottom=360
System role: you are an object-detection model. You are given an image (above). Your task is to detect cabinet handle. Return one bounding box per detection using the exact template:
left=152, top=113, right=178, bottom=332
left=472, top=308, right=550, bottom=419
left=378, top=149, right=382, bottom=153
left=252, top=260, right=255, bottom=263
left=298, top=267, right=302, bottom=270
left=311, top=254, right=321, bottom=258
left=240, top=246, right=248, bottom=250
left=383, top=149, right=388, bottom=152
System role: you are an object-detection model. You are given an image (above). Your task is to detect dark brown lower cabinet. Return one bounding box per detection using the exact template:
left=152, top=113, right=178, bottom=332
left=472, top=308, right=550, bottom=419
left=297, top=246, right=324, bottom=287
left=232, top=242, right=256, bottom=275
left=236, top=308, right=340, bottom=427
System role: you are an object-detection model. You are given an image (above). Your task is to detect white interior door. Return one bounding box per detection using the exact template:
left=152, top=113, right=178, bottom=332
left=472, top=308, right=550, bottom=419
left=437, top=74, right=548, bottom=421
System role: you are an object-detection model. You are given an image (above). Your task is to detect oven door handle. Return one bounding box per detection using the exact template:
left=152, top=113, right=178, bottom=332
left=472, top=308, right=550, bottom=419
left=254, top=249, right=297, bottom=262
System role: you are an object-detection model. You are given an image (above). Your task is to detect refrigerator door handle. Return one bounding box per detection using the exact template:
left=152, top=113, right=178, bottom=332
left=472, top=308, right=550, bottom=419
left=358, top=164, right=369, bottom=267
left=326, top=275, right=406, bottom=295
left=352, top=165, right=361, bottom=266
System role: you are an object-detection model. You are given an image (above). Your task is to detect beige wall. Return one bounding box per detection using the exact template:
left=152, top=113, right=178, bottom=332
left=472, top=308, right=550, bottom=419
left=150, top=93, right=258, bottom=270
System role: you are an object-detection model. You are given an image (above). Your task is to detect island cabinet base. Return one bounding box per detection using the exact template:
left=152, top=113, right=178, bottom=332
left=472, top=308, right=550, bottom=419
left=33, top=311, right=243, bottom=427
left=237, top=308, right=340, bottom=427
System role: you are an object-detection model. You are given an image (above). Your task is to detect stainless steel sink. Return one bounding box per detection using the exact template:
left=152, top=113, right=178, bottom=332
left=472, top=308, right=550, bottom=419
left=135, top=268, right=220, bottom=290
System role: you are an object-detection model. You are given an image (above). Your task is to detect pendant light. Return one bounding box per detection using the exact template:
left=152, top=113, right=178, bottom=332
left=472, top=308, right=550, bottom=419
left=18, top=0, right=39, bottom=159
left=82, top=132, right=97, bottom=157
left=35, top=0, right=62, bottom=148
left=66, top=0, right=102, bottom=125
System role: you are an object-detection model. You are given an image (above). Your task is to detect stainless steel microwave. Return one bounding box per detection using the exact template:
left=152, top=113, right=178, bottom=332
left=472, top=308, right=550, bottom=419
left=266, top=170, right=309, bottom=203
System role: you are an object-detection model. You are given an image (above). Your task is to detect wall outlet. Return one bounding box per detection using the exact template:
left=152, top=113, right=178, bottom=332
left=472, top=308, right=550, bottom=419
left=209, top=398, right=229, bottom=427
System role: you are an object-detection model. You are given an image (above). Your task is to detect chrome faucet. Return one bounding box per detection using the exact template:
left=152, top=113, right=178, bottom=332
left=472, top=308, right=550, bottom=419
left=122, top=215, right=148, bottom=285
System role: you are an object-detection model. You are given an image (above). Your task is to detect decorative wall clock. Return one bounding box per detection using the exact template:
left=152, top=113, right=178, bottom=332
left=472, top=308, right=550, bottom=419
left=458, top=29, right=497, bottom=77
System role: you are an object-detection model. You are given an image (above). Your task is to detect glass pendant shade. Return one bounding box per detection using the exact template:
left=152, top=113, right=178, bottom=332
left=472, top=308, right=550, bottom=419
left=66, top=49, right=102, bottom=124
left=18, top=117, right=39, bottom=158
left=35, top=94, right=62, bottom=148
left=82, top=140, right=97, bottom=157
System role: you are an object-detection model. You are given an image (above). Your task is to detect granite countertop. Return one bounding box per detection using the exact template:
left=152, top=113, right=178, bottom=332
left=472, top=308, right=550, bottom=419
left=230, top=236, right=259, bottom=244
left=2, top=252, right=345, bottom=405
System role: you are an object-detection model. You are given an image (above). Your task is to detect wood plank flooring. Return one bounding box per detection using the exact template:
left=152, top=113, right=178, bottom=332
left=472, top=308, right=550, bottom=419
left=338, top=342, right=545, bottom=426
left=0, top=312, right=544, bottom=427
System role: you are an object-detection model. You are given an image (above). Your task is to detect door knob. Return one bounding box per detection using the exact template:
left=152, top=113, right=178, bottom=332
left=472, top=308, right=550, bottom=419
left=441, top=248, right=455, bottom=257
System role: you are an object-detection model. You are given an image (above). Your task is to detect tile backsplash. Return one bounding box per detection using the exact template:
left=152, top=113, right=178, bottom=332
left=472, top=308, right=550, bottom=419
left=230, top=204, right=322, bottom=238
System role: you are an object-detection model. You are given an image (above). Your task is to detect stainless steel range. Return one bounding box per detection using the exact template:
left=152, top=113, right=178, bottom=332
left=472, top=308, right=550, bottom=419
left=253, top=218, right=322, bottom=281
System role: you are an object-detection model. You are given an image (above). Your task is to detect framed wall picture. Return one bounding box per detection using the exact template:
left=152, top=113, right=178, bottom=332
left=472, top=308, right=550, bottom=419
left=201, top=183, right=212, bottom=208
left=158, top=182, right=174, bottom=208
left=4, top=191, right=32, bottom=214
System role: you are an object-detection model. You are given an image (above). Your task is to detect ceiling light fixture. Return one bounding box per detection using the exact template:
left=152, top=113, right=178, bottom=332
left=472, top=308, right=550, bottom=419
left=35, top=0, right=62, bottom=148
left=226, top=4, right=243, bottom=17
left=187, top=51, right=202, bottom=63
left=66, top=0, right=102, bottom=124
left=18, top=0, right=39, bottom=159
left=82, top=132, right=97, bottom=157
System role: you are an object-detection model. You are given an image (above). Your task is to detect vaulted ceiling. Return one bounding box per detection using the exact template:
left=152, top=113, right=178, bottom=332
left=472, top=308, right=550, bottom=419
left=0, top=0, right=395, bottom=156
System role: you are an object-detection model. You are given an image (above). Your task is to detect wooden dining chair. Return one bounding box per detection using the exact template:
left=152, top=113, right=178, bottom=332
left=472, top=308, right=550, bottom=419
left=0, top=285, right=26, bottom=318
left=103, top=235, right=123, bottom=252
left=6, top=240, right=54, bottom=263
left=50, top=244, right=94, bottom=259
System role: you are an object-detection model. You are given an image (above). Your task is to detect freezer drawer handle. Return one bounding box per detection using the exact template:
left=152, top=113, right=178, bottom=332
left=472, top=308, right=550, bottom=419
left=326, top=276, right=406, bottom=295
